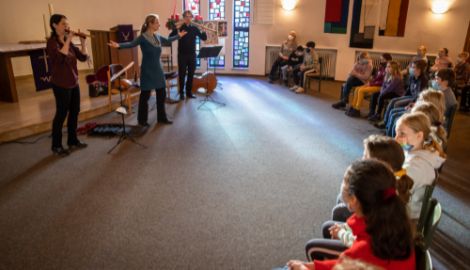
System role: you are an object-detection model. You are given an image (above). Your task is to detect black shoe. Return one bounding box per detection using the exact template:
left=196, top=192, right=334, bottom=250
left=332, top=101, right=346, bottom=109
left=158, top=119, right=173, bottom=125
left=179, top=94, right=185, bottom=101
left=52, top=146, right=70, bottom=156
left=139, top=122, right=150, bottom=127
left=186, top=93, right=196, bottom=99
left=368, top=114, right=380, bottom=122
left=68, top=141, right=87, bottom=150
left=346, top=108, right=360, bottom=117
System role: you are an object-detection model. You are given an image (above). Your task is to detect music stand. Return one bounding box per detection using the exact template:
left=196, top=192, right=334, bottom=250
left=108, top=61, right=146, bottom=154
left=197, top=46, right=225, bottom=109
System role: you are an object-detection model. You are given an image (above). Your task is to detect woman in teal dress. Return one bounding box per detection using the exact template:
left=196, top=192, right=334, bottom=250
left=109, top=14, right=186, bottom=126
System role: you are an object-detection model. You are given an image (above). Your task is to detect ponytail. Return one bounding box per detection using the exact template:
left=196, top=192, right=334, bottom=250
left=141, top=14, right=159, bottom=34
left=394, top=169, right=414, bottom=203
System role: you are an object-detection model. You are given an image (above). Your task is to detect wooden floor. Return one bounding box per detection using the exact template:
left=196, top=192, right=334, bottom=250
left=0, top=71, right=126, bottom=142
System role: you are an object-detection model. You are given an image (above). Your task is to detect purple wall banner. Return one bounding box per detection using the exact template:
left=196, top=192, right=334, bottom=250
left=29, top=49, right=52, bottom=91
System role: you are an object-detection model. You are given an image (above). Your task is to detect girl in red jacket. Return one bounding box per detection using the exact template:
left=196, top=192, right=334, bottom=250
left=286, top=159, right=415, bottom=270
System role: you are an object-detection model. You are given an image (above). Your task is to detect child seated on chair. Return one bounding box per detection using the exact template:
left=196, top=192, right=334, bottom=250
left=385, top=89, right=445, bottom=138
left=332, top=52, right=373, bottom=109
left=291, top=41, right=319, bottom=94
left=368, top=61, right=405, bottom=121
left=281, top=45, right=304, bottom=86
left=286, top=159, right=415, bottom=270
left=331, top=135, right=414, bottom=222
left=346, top=53, right=392, bottom=117
left=377, top=60, right=428, bottom=129
left=431, top=68, right=457, bottom=123
left=395, top=112, right=446, bottom=220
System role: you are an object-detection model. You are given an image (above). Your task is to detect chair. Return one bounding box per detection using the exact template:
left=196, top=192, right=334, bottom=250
left=415, top=242, right=434, bottom=270
left=107, top=64, right=140, bottom=113
left=164, top=71, right=179, bottom=103
left=417, top=170, right=439, bottom=233
left=304, top=57, right=324, bottom=93
left=444, top=103, right=457, bottom=138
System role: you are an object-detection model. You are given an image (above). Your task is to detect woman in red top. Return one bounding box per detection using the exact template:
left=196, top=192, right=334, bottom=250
left=287, top=159, right=415, bottom=270
left=47, top=14, right=88, bottom=156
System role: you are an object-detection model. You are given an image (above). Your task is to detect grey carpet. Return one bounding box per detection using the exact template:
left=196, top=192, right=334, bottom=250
left=0, top=77, right=466, bottom=269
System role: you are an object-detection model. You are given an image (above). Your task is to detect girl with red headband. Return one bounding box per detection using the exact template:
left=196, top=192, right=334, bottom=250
left=287, top=159, right=415, bottom=270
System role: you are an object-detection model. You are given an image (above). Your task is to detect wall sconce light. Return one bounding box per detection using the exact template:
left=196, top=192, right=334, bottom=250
left=281, top=0, right=297, bottom=11
left=431, top=0, right=451, bottom=14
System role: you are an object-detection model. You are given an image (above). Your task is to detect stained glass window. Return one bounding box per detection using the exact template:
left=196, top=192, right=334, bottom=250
left=233, top=0, right=250, bottom=68
left=183, top=0, right=201, bottom=67
left=208, top=0, right=225, bottom=68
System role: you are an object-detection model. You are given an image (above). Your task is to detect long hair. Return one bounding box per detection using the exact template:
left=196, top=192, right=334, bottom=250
left=412, top=102, right=447, bottom=148
left=418, top=89, right=445, bottom=117
left=49, top=14, right=67, bottom=37
left=344, top=160, right=413, bottom=260
left=141, top=14, right=159, bottom=34
left=396, top=112, right=446, bottom=158
left=363, top=135, right=414, bottom=203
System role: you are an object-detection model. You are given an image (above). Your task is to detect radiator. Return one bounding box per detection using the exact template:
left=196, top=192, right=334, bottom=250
left=357, top=51, right=437, bottom=72
left=265, top=46, right=337, bottom=79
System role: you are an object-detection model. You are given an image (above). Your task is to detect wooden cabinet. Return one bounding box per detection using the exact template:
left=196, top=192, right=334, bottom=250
left=88, top=28, right=139, bottom=79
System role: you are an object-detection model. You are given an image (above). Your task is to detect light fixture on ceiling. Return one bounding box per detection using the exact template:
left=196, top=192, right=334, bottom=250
left=431, top=0, right=451, bottom=14
left=281, top=0, right=297, bottom=11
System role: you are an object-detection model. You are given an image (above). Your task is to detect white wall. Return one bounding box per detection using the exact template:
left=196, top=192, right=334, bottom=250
left=1, top=0, right=469, bottom=80
left=267, top=0, right=470, bottom=80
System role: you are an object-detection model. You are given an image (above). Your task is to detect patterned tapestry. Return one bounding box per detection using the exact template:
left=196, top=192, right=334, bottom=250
left=324, top=0, right=350, bottom=34
left=349, top=0, right=380, bottom=48
left=378, top=0, right=409, bottom=36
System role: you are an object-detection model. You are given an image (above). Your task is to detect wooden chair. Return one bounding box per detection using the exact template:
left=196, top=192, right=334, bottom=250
left=304, top=57, right=324, bottom=93
left=107, top=64, right=140, bottom=113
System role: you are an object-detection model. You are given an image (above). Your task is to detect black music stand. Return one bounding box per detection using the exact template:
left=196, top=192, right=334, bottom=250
left=107, top=62, right=146, bottom=154
left=197, top=46, right=225, bottom=109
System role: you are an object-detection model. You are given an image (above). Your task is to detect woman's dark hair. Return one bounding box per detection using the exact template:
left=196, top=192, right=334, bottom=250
left=344, top=159, right=413, bottom=260
left=296, top=45, right=304, bottom=52
left=436, top=68, right=456, bottom=86
left=363, top=135, right=414, bottom=203
left=382, top=53, right=392, bottom=62
left=49, top=14, right=67, bottom=37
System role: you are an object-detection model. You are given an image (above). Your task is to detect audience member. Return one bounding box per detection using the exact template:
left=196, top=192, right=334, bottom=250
left=332, top=52, right=372, bottom=109
left=268, top=31, right=297, bottom=83
left=346, top=53, right=392, bottom=117
left=281, top=45, right=305, bottom=86
left=368, top=61, right=404, bottom=121
left=395, top=112, right=446, bottom=219
left=291, top=41, right=319, bottom=94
